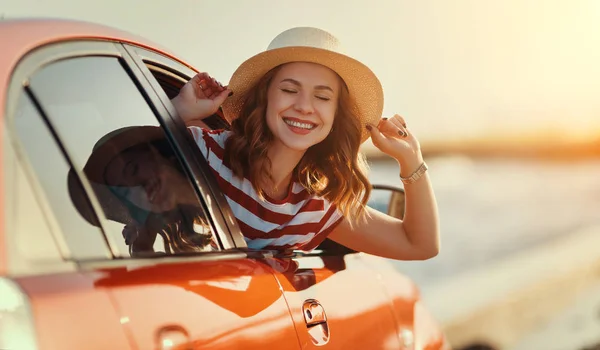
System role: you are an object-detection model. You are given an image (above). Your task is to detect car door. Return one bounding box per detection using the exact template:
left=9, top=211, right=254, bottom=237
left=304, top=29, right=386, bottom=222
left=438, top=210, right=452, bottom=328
left=4, top=93, right=132, bottom=349
left=9, top=39, right=300, bottom=350
left=261, top=249, right=402, bottom=349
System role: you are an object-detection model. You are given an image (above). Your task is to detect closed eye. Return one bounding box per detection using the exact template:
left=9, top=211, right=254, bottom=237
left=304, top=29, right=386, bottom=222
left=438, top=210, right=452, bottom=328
left=281, top=88, right=297, bottom=94
left=124, top=161, right=139, bottom=178
left=316, top=96, right=331, bottom=101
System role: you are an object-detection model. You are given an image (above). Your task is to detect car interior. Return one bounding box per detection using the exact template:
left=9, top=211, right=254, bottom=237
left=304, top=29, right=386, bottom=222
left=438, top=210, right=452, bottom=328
left=145, top=62, right=231, bottom=130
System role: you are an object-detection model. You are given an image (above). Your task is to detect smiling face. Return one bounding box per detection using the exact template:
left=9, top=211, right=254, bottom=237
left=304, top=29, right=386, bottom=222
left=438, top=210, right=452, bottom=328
left=103, top=143, right=188, bottom=214
left=265, top=62, right=342, bottom=152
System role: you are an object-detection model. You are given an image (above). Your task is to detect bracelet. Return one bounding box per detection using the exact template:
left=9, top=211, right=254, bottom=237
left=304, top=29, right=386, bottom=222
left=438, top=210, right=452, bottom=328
left=400, top=162, right=428, bottom=185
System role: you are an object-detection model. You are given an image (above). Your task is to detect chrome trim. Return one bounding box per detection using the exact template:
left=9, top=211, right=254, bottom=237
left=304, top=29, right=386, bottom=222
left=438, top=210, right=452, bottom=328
left=303, top=299, right=327, bottom=326
left=77, top=251, right=249, bottom=271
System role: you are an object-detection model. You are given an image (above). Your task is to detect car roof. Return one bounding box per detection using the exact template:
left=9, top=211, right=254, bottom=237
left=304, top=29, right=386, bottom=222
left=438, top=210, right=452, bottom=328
left=0, top=17, right=194, bottom=114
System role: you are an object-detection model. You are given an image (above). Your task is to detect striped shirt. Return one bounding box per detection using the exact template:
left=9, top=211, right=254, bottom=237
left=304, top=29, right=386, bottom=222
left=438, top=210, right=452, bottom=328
left=189, top=127, right=344, bottom=251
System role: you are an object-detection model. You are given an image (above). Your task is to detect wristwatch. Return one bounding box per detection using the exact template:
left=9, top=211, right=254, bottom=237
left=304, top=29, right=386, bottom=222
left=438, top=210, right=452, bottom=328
left=400, top=162, right=428, bottom=185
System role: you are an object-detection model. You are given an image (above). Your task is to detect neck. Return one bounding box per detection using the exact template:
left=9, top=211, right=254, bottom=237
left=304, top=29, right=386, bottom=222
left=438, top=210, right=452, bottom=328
left=264, top=142, right=305, bottom=195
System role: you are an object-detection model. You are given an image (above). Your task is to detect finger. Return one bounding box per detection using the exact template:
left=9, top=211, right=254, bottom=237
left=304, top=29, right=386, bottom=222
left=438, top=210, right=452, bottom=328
left=377, top=118, right=402, bottom=137
left=376, top=117, right=391, bottom=130
left=392, top=114, right=407, bottom=128
left=203, top=87, right=214, bottom=97
left=366, top=123, right=386, bottom=147
left=388, top=116, right=409, bottom=138
left=209, top=87, right=229, bottom=99
left=209, top=91, right=219, bottom=100
left=211, top=77, right=224, bottom=92
left=196, top=78, right=210, bottom=98
left=194, top=73, right=221, bottom=92
left=192, top=72, right=211, bottom=87
left=212, top=89, right=232, bottom=107
left=205, top=77, right=217, bottom=91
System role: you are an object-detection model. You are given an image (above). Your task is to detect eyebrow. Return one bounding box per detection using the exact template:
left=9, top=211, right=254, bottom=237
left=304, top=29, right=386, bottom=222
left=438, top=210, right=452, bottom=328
left=280, top=78, right=335, bottom=93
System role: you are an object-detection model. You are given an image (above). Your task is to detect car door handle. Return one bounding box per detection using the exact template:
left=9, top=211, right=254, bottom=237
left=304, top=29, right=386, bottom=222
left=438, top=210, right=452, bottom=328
left=303, top=299, right=327, bottom=326
left=154, top=324, right=192, bottom=350
left=303, top=299, right=330, bottom=345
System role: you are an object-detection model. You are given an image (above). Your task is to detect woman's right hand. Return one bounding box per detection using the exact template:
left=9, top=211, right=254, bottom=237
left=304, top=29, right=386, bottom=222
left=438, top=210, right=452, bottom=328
left=171, top=72, right=231, bottom=124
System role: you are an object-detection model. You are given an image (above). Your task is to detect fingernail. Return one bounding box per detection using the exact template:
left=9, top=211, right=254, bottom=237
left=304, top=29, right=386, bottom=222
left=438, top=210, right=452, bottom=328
left=228, top=91, right=234, bottom=97
left=398, top=130, right=405, bottom=137
left=382, top=117, right=388, bottom=121
left=366, top=125, right=372, bottom=131
left=402, top=122, right=407, bottom=128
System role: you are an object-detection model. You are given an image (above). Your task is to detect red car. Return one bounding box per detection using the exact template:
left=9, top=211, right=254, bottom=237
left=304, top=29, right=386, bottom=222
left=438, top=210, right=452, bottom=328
left=0, top=18, right=449, bottom=350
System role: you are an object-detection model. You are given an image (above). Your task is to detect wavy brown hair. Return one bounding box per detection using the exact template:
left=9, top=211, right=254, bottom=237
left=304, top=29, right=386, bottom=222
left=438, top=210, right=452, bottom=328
left=224, top=64, right=372, bottom=224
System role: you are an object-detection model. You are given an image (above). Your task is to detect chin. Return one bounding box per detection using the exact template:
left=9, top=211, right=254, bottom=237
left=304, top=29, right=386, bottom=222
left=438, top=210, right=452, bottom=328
left=280, top=134, right=328, bottom=152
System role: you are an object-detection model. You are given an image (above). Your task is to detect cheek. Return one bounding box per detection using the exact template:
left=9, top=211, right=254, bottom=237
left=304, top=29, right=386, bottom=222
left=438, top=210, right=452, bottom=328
left=265, top=101, right=278, bottom=131
left=321, top=104, right=337, bottom=127
left=265, top=90, right=287, bottom=130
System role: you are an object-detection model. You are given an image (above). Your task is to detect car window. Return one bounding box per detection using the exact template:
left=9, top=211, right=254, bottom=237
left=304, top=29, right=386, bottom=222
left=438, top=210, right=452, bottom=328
left=22, top=56, right=218, bottom=258
left=11, top=137, right=72, bottom=271
left=13, top=92, right=110, bottom=260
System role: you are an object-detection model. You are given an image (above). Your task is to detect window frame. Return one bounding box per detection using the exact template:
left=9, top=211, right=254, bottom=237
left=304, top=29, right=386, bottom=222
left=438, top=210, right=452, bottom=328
left=6, top=41, right=123, bottom=261
left=5, top=39, right=240, bottom=263
left=121, top=44, right=247, bottom=249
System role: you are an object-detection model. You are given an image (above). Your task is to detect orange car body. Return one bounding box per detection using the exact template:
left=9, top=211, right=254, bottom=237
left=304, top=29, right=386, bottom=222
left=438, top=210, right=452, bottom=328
left=0, top=18, right=448, bottom=350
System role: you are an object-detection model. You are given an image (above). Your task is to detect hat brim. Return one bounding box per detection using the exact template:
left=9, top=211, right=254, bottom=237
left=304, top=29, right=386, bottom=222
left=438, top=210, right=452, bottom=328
left=222, top=46, right=384, bottom=143
left=84, top=126, right=164, bottom=184
left=69, top=126, right=165, bottom=226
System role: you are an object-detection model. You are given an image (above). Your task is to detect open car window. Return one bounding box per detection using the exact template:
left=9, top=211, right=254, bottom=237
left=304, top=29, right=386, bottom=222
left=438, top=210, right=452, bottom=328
left=122, top=44, right=248, bottom=250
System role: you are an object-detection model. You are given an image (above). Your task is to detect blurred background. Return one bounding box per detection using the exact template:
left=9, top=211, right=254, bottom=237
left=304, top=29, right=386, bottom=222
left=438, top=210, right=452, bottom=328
left=3, top=0, right=600, bottom=349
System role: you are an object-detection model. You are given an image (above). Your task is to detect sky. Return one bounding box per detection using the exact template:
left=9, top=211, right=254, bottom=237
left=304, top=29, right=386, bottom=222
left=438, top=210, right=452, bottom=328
left=2, top=0, right=600, bottom=146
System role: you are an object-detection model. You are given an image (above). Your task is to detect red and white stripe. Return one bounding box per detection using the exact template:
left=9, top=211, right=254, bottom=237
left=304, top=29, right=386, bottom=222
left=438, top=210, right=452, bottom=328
left=189, top=126, right=344, bottom=251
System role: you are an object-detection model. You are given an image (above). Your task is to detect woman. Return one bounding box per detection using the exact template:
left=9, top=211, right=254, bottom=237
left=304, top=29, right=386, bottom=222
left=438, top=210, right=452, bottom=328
left=171, top=27, right=439, bottom=260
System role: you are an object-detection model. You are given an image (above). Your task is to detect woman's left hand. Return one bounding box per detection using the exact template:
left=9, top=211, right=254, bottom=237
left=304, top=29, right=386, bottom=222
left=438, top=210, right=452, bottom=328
left=366, top=114, right=422, bottom=168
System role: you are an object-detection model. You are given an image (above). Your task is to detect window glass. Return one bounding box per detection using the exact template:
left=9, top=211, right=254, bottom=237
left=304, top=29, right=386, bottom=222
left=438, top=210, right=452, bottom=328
left=24, top=56, right=217, bottom=258
left=12, top=136, right=70, bottom=268
left=13, top=93, right=109, bottom=260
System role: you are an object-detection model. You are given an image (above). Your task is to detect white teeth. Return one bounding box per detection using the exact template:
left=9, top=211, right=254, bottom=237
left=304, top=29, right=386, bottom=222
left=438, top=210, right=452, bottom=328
left=148, top=181, right=158, bottom=202
left=284, top=119, right=315, bottom=130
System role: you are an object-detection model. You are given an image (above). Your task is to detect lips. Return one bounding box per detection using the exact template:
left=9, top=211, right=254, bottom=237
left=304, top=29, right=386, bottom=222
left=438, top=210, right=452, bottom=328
left=144, top=178, right=161, bottom=203
left=282, top=117, right=317, bottom=130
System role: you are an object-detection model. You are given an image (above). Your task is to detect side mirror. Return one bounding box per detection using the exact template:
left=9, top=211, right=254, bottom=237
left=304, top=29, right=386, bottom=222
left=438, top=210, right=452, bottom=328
left=312, top=184, right=406, bottom=256
left=368, top=185, right=405, bottom=220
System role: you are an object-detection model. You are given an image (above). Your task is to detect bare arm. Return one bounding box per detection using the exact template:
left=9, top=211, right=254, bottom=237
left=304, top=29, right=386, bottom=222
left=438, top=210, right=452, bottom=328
left=328, top=164, right=439, bottom=260
left=328, top=115, right=440, bottom=260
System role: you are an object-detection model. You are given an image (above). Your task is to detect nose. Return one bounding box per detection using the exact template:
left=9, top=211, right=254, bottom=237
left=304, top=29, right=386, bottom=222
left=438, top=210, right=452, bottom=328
left=293, top=92, right=314, bottom=115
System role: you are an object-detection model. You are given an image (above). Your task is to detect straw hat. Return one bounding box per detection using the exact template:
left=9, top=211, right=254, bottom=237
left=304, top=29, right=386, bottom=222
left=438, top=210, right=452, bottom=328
left=82, top=126, right=164, bottom=184
left=222, top=27, right=384, bottom=143
left=68, top=126, right=165, bottom=226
